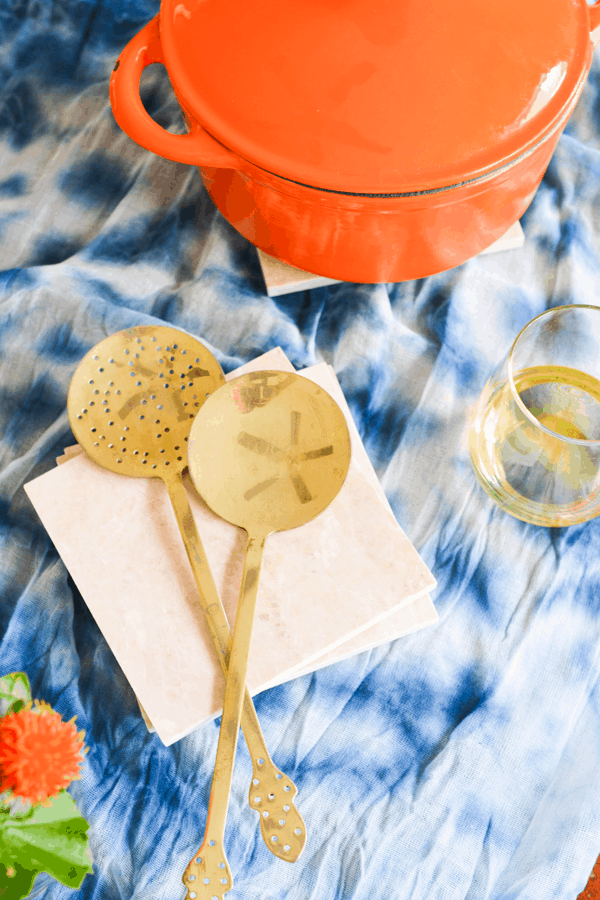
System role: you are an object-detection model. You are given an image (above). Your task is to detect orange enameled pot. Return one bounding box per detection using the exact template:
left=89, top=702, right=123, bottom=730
left=110, top=0, right=600, bottom=284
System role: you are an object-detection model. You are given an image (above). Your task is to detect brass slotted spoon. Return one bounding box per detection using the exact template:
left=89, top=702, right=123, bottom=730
left=67, top=327, right=307, bottom=862
left=183, top=370, right=351, bottom=900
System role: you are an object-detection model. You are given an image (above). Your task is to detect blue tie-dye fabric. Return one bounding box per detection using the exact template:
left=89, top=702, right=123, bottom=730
left=2, top=1, right=600, bottom=898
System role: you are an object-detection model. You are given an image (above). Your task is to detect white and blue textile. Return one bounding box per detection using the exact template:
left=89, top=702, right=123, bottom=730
left=1, top=2, right=600, bottom=898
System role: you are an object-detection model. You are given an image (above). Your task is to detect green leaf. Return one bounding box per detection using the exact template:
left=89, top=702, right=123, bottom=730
left=0, top=862, right=37, bottom=900
left=0, top=792, right=92, bottom=890
left=0, top=674, right=31, bottom=718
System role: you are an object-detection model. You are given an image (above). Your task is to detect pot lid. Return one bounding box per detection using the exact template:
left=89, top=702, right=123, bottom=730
left=159, top=0, right=592, bottom=194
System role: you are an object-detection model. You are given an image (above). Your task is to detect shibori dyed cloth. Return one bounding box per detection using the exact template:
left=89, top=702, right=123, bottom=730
left=2, top=1, right=600, bottom=898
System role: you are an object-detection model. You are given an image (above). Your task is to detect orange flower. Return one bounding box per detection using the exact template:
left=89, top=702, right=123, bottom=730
left=0, top=701, right=85, bottom=804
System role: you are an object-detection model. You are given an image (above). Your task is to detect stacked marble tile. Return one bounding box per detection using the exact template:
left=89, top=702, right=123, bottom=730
left=25, top=348, right=437, bottom=746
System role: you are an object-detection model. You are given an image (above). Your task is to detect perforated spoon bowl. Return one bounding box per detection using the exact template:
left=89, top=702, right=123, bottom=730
left=184, top=370, right=351, bottom=900
left=67, top=327, right=307, bottom=863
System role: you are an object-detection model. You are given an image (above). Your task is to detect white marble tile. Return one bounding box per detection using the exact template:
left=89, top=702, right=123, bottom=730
left=25, top=352, right=437, bottom=745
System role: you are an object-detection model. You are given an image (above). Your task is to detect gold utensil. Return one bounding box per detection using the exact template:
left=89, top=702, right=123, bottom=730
left=67, top=327, right=307, bottom=862
left=184, top=370, right=351, bottom=899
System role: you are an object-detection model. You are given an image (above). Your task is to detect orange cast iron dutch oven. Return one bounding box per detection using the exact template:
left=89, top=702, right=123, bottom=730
left=110, top=0, right=600, bottom=284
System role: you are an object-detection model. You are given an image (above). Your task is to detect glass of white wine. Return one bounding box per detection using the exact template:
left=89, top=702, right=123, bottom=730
left=470, top=304, right=600, bottom=526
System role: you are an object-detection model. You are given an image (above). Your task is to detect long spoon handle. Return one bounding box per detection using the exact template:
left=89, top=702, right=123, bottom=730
left=165, top=476, right=306, bottom=862
left=183, top=531, right=267, bottom=900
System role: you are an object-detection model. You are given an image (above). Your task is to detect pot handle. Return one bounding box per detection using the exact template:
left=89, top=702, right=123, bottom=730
left=109, top=16, right=241, bottom=168
left=590, top=0, right=600, bottom=45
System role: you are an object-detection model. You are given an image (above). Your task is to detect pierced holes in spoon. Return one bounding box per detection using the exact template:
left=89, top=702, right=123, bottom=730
left=279, top=819, right=285, bottom=826
left=257, top=758, right=264, bottom=765
left=195, top=858, right=202, bottom=864
left=268, top=793, right=275, bottom=801
left=271, top=836, right=278, bottom=843
left=294, top=828, right=302, bottom=835
left=283, top=805, right=290, bottom=812
left=218, top=864, right=225, bottom=870
left=262, top=811, right=269, bottom=818
left=254, top=796, right=261, bottom=804
left=203, top=878, right=210, bottom=885
left=276, top=773, right=282, bottom=780
left=221, top=879, right=227, bottom=885
left=252, top=778, right=259, bottom=785
left=284, top=785, right=291, bottom=792
left=283, top=845, right=291, bottom=853
left=189, top=894, right=196, bottom=899
left=188, top=875, right=195, bottom=882
left=208, top=840, right=216, bottom=847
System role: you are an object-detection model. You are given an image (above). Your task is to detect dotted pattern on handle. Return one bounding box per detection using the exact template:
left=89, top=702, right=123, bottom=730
left=183, top=841, right=233, bottom=900
left=249, top=756, right=306, bottom=862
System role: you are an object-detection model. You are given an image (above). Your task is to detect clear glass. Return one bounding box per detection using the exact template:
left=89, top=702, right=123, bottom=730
left=469, top=305, right=600, bottom=526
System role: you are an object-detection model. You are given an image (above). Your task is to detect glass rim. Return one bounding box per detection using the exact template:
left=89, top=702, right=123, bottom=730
left=506, top=303, right=600, bottom=447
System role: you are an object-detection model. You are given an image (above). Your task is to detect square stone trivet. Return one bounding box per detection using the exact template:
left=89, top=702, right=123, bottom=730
left=258, top=220, right=525, bottom=297
left=27, top=349, right=437, bottom=745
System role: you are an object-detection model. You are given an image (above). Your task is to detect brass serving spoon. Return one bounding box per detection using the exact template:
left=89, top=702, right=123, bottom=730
left=67, top=327, right=307, bottom=862
left=184, top=370, right=351, bottom=899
